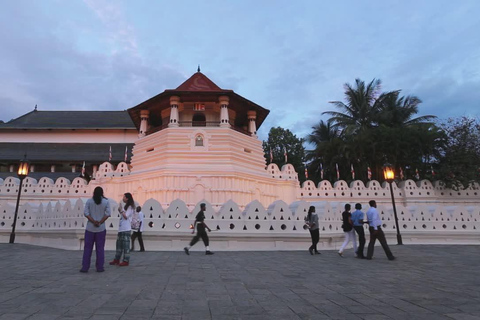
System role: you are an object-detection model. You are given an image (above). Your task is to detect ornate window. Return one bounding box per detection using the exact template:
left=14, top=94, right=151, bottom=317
left=195, top=135, right=204, bottom=146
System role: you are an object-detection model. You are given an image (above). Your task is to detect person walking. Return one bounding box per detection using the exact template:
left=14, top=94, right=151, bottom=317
left=110, top=192, right=135, bottom=266
left=351, top=203, right=366, bottom=259
left=366, top=200, right=395, bottom=261
left=338, top=204, right=357, bottom=257
left=305, top=205, right=320, bottom=255
left=131, top=206, right=145, bottom=252
left=80, top=186, right=111, bottom=273
left=184, top=203, right=214, bottom=255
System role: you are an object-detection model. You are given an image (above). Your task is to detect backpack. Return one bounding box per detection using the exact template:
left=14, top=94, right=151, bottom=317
left=131, top=211, right=141, bottom=230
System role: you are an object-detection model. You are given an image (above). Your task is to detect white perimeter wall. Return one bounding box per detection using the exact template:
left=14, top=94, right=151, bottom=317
left=1, top=175, right=479, bottom=251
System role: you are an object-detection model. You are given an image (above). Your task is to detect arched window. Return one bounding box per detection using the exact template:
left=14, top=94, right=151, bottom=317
left=195, top=135, right=204, bottom=146
left=192, top=113, right=206, bottom=127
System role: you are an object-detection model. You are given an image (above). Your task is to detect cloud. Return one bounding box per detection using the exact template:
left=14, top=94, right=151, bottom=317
left=1, top=0, right=479, bottom=143
left=0, top=1, right=184, bottom=122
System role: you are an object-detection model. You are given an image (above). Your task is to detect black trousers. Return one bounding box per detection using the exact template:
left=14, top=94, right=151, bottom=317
left=190, top=224, right=209, bottom=247
left=366, top=227, right=394, bottom=259
left=131, top=231, right=145, bottom=251
left=309, top=229, right=319, bottom=251
left=353, top=225, right=366, bottom=257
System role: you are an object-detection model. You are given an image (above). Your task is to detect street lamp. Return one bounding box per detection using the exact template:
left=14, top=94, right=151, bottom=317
left=383, top=164, right=403, bottom=245
left=9, top=156, right=30, bottom=244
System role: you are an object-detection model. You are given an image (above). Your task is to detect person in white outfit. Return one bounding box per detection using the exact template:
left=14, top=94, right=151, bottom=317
left=109, top=192, right=134, bottom=266
left=131, top=206, right=145, bottom=252
left=338, top=203, right=357, bottom=257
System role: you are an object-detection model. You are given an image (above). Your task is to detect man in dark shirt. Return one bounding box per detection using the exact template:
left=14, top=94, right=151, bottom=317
left=184, top=203, right=214, bottom=255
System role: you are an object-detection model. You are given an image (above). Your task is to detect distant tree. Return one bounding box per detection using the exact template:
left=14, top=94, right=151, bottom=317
left=263, top=127, right=306, bottom=181
left=436, top=117, right=480, bottom=189
left=322, top=78, right=388, bottom=180
left=323, top=78, right=383, bottom=135
left=305, top=120, right=346, bottom=183
left=317, top=78, right=438, bottom=183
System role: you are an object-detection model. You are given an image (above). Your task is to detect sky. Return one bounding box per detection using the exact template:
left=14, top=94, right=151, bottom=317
left=1, top=0, right=479, bottom=142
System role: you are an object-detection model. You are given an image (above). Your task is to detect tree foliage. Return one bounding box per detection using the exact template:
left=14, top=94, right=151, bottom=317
left=262, top=127, right=306, bottom=181
left=307, top=78, right=443, bottom=184
left=436, top=117, right=480, bottom=189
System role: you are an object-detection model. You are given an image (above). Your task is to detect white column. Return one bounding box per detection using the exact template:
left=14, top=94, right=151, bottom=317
left=139, top=109, right=150, bottom=137
left=30, top=164, right=35, bottom=173
left=219, top=95, right=230, bottom=127
left=9, top=164, right=14, bottom=172
left=247, top=110, right=257, bottom=137
left=71, top=164, right=76, bottom=173
left=169, top=96, right=180, bottom=127
left=50, top=165, right=55, bottom=173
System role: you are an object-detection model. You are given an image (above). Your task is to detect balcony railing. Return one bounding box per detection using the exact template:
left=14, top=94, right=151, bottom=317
left=178, top=121, right=220, bottom=127
left=146, top=121, right=251, bottom=136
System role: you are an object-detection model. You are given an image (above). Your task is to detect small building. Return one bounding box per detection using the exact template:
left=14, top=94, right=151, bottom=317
left=0, top=108, right=137, bottom=181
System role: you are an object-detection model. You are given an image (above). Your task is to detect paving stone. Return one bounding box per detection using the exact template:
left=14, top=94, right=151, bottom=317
left=0, top=244, right=479, bottom=319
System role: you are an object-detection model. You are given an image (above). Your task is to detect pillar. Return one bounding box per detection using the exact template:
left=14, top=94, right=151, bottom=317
left=139, top=109, right=150, bottom=137
left=71, top=164, right=76, bottom=173
left=50, top=165, right=55, bottom=173
left=169, top=96, right=180, bottom=127
left=247, top=110, right=257, bottom=137
left=219, top=95, right=230, bottom=127
left=30, top=164, right=35, bottom=173
left=9, top=164, right=14, bottom=173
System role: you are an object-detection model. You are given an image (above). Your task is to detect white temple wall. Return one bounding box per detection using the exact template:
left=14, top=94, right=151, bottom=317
left=1, top=159, right=479, bottom=250
left=129, top=127, right=268, bottom=175
left=1, top=196, right=479, bottom=251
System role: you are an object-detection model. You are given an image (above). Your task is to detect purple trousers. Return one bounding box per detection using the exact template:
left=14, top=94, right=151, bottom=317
left=81, top=230, right=106, bottom=271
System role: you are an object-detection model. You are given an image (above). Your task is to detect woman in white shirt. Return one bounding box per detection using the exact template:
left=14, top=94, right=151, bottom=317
left=109, top=192, right=135, bottom=266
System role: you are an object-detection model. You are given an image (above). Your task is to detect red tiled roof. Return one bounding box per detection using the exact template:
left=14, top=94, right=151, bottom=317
left=175, top=72, right=222, bottom=91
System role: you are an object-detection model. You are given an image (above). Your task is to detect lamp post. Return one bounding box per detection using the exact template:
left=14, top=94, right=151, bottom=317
left=9, top=157, right=30, bottom=244
left=383, top=164, right=403, bottom=245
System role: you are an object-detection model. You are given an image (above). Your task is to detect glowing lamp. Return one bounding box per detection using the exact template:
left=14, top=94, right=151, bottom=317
left=383, top=165, right=395, bottom=182
left=10, top=156, right=30, bottom=244
left=383, top=163, right=403, bottom=245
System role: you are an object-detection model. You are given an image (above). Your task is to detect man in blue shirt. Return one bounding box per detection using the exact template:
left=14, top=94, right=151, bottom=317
left=366, top=200, right=395, bottom=260
left=351, top=203, right=366, bottom=259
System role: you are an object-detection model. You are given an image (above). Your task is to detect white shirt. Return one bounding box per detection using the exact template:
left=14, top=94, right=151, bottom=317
left=366, top=206, right=382, bottom=230
left=118, top=206, right=133, bottom=232
left=138, top=211, right=145, bottom=232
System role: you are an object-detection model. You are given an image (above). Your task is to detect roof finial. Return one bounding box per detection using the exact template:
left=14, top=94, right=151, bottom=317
left=34, top=104, right=37, bottom=111
left=197, top=65, right=201, bottom=72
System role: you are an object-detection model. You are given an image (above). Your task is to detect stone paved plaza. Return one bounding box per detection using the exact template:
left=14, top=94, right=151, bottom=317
left=0, top=243, right=479, bottom=320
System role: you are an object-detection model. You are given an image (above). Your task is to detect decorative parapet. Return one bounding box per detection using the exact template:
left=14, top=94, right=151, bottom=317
left=95, top=161, right=131, bottom=180
left=298, top=179, right=479, bottom=204
left=265, top=163, right=298, bottom=181
left=1, top=197, right=478, bottom=241
left=0, top=165, right=479, bottom=209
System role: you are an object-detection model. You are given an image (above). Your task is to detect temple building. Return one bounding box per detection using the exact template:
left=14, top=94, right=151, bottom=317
left=0, top=70, right=300, bottom=207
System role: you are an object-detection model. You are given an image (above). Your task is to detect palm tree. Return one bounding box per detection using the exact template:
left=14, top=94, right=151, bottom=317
left=376, top=90, right=436, bottom=127
left=322, top=78, right=383, bottom=134
left=316, top=78, right=439, bottom=183
left=305, top=120, right=345, bottom=182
